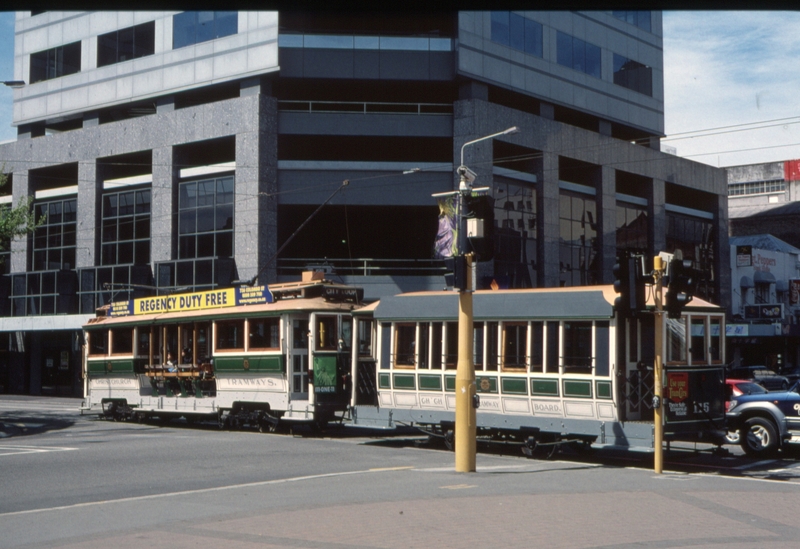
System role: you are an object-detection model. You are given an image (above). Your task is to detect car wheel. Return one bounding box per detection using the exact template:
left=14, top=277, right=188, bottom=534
left=740, top=417, right=779, bottom=457
left=725, top=430, right=740, bottom=445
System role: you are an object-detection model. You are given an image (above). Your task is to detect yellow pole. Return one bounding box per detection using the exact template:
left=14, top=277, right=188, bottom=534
left=455, top=254, right=476, bottom=472
left=653, top=256, right=664, bottom=474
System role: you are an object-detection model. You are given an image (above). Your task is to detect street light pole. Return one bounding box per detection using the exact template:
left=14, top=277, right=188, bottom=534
left=453, top=126, right=519, bottom=473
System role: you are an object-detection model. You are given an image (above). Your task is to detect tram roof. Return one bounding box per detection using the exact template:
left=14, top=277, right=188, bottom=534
left=84, top=296, right=359, bottom=329
left=371, top=285, right=722, bottom=321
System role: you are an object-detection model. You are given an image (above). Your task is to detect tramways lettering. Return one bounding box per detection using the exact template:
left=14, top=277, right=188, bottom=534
left=217, top=377, right=282, bottom=390
left=420, top=395, right=445, bottom=407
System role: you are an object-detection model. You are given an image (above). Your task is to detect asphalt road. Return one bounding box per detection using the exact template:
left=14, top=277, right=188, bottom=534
left=2, top=395, right=800, bottom=548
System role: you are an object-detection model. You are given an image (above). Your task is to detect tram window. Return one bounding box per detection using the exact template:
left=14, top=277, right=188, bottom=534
left=316, top=315, right=338, bottom=351
left=628, top=319, right=639, bottom=363
left=486, top=322, right=498, bottom=371
left=216, top=319, right=244, bottom=351
left=502, top=322, right=527, bottom=371
left=710, top=317, right=722, bottom=363
left=137, top=329, right=149, bottom=357
left=195, top=323, right=210, bottom=362
left=595, top=321, right=609, bottom=376
left=358, top=319, right=373, bottom=357
left=474, top=322, right=484, bottom=370
left=110, top=328, right=133, bottom=355
left=546, top=321, right=559, bottom=373
left=418, top=322, right=430, bottom=369
left=179, top=324, right=194, bottom=358
left=563, top=321, right=592, bottom=374
left=341, top=317, right=352, bottom=351
left=166, top=325, right=178, bottom=359
left=431, top=322, right=443, bottom=369
left=444, top=322, right=458, bottom=369
left=690, top=318, right=706, bottom=363
left=249, top=317, right=280, bottom=350
left=150, top=326, right=162, bottom=364
left=666, top=318, right=686, bottom=363
left=88, top=329, right=109, bottom=356
left=530, top=322, right=543, bottom=373
left=394, top=323, right=416, bottom=368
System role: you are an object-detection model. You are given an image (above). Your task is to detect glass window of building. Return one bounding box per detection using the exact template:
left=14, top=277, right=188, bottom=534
left=616, top=201, right=647, bottom=253
left=173, top=11, right=238, bottom=49
left=613, top=54, right=653, bottom=96
left=559, top=190, right=598, bottom=286
left=666, top=211, right=715, bottom=303
left=30, top=41, right=81, bottom=83
left=98, top=22, right=156, bottom=67
left=490, top=12, right=543, bottom=57
left=178, top=176, right=234, bottom=259
left=32, top=197, right=77, bottom=271
left=494, top=178, right=537, bottom=288
left=557, top=32, right=601, bottom=79
left=612, top=11, right=651, bottom=32
left=102, top=188, right=151, bottom=266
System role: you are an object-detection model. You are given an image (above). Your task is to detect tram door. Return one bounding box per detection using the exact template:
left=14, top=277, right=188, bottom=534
left=622, top=316, right=655, bottom=421
left=289, top=316, right=310, bottom=402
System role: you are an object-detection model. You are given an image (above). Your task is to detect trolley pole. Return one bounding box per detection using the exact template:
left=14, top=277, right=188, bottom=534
left=653, top=255, right=665, bottom=474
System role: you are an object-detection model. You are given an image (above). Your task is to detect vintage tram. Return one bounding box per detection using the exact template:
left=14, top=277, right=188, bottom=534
left=349, top=284, right=728, bottom=452
left=83, top=274, right=728, bottom=453
left=81, top=273, right=359, bottom=430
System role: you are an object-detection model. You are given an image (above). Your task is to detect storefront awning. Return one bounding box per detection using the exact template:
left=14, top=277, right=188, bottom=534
left=754, top=271, right=776, bottom=284
left=739, top=275, right=754, bottom=288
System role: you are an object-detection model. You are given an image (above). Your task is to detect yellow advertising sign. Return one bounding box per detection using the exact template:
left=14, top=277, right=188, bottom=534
left=133, top=288, right=236, bottom=315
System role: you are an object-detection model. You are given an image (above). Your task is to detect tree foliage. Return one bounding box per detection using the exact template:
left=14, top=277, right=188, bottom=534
left=0, top=166, right=43, bottom=260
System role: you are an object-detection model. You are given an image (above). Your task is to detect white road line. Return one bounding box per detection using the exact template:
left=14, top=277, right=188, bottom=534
left=733, top=459, right=777, bottom=470
left=0, top=445, right=79, bottom=457
left=0, top=467, right=414, bottom=517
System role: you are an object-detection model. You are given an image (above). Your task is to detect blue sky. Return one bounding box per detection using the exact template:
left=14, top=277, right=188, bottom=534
left=2, top=11, right=800, bottom=167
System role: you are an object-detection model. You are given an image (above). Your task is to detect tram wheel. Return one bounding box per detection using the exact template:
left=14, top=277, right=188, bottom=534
left=444, top=430, right=455, bottom=451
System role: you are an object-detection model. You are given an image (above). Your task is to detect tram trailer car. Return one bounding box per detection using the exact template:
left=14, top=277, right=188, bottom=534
left=350, top=285, right=728, bottom=453
left=81, top=275, right=361, bottom=431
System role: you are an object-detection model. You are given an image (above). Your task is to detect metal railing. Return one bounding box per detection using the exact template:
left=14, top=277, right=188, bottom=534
left=278, top=100, right=453, bottom=116
left=277, top=257, right=446, bottom=277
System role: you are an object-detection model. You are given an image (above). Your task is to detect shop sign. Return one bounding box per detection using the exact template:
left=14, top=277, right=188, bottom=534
left=791, top=279, right=800, bottom=306
left=744, top=304, right=783, bottom=320
left=736, top=245, right=752, bottom=267
left=726, top=324, right=749, bottom=337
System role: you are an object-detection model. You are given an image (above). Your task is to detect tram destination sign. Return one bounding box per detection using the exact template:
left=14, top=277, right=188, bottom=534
left=110, top=285, right=273, bottom=317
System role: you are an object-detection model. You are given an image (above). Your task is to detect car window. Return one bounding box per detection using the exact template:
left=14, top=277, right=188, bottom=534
left=736, top=382, right=768, bottom=395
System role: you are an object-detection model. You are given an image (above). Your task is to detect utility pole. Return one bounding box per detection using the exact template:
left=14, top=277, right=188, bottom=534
left=653, top=255, right=664, bottom=474
left=438, top=126, right=519, bottom=473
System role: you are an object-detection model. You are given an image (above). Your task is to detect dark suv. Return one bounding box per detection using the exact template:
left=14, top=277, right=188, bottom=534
left=727, top=365, right=790, bottom=391
left=726, top=380, right=800, bottom=456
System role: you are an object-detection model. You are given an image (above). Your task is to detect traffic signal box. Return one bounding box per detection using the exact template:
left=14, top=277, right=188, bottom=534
left=665, top=258, right=699, bottom=319
left=613, top=251, right=647, bottom=316
left=464, top=194, right=495, bottom=261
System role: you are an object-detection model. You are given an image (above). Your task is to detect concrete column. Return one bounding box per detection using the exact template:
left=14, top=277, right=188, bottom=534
left=76, top=159, right=99, bottom=268
left=10, top=170, right=30, bottom=273
left=540, top=151, right=561, bottom=287
left=598, top=165, right=617, bottom=284
left=234, top=94, right=277, bottom=284
left=649, top=178, right=666, bottom=258
left=156, top=96, right=175, bottom=113
left=715, top=193, right=732, bottom=312
left=83, top=112, right=100, bottom=128
left=151, top=146, right=176, bottom=264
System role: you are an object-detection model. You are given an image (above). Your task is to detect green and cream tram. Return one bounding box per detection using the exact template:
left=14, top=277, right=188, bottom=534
left=350, top=285, right=727, bottom=451
left=81, top=274, right=360, bottom=430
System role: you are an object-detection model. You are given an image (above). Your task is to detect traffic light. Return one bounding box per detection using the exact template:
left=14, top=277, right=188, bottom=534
left=613, top=252, right=647, bottom=316
left=665, top=259, right=699, bottom=319
left=464, top=194, right=495, bottom=261
left=444, top=255, right=469, bottom=291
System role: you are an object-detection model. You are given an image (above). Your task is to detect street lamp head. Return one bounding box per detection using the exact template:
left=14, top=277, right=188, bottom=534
left=502, top=126, right=520, bottom=135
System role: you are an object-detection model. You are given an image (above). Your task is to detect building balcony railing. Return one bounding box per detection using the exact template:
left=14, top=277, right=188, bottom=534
left=278, top=100, right=453, bottom=116
left=277, top=257, right=446, bottom=278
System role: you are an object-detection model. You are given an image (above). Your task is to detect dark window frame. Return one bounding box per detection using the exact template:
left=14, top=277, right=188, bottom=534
left=173, top=11, right=238, bottom=49
left=613, top=53, right=653, bottom=96
left=30, top=41, right=81, bottom=83
left=97, top=21, right=156, bottom=67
